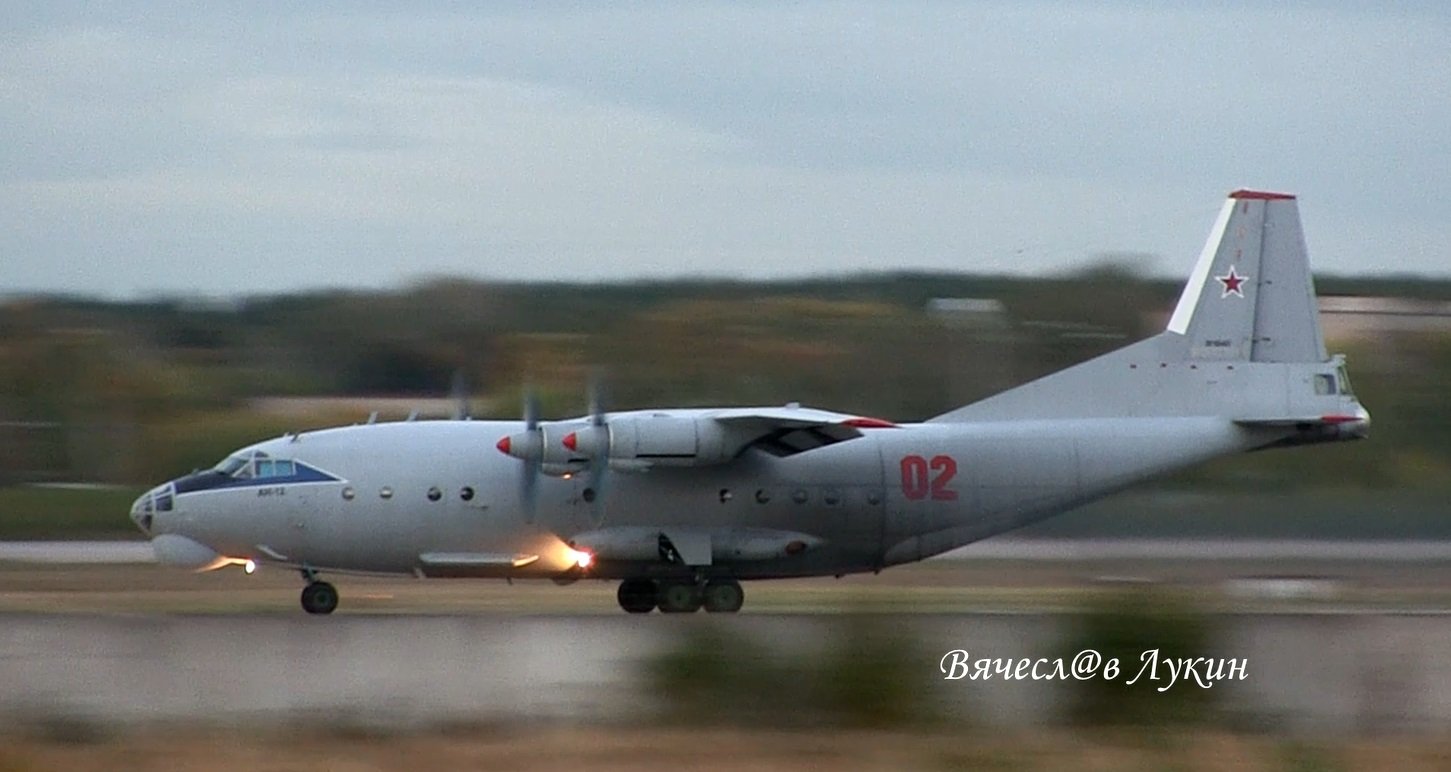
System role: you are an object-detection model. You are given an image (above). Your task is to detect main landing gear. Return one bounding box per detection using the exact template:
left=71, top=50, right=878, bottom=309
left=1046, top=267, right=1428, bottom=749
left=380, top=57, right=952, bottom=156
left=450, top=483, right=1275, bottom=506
left=616, top=578, right=744, bottom=614
left=299, top=568, right=339, bottom=615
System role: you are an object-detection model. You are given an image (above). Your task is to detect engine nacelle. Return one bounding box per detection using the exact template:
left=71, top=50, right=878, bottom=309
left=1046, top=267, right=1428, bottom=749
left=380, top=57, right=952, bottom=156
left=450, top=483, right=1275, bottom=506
left=565, top=415, right=737, bottom=468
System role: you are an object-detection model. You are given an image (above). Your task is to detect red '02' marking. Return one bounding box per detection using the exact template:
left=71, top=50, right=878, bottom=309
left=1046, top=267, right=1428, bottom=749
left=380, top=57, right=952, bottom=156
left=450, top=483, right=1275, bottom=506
left=900, top=455, right=957, bottom=501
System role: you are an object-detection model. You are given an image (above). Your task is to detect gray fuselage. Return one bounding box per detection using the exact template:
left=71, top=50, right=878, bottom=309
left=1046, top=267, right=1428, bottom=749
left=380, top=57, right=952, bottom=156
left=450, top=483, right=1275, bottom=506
left=137, top=414, right=1289, bottom=581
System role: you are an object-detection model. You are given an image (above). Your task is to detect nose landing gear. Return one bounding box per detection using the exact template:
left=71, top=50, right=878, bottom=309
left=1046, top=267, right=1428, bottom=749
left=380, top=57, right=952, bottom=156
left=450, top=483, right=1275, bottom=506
left=299, top=567, right=339, bottom=615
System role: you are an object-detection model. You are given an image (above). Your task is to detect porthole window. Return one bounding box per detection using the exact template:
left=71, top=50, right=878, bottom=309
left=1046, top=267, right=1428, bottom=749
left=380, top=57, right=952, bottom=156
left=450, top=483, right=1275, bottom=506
left=823, top=488, right=840, bottom=506
left=791, top=489, right=808, bottom=504
left=719, top=488, right=733, bottom=503
left=426, top=486, right=442, bottom=502
left=755, top=489, right=770, bottom=504
left=582, top=487, right=597, bottom=503
left=341, top=487, right=355, bottom=501
left=460, top=486, right=475, bottom=501
left=866, top=489, right=882, bottom=506
left=379, top=486, right=393, bottom=500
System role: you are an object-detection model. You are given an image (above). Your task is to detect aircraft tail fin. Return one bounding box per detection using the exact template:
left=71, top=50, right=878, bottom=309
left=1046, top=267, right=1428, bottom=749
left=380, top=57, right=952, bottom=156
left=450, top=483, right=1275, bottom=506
left=930, top=190, right=1348, bottom=424
left=1165, top=190, right=1326, bottom=363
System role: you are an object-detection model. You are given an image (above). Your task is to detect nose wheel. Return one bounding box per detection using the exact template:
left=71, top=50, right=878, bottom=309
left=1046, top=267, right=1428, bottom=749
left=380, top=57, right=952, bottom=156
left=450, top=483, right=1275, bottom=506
left=300, top=581, right=339, bottom=615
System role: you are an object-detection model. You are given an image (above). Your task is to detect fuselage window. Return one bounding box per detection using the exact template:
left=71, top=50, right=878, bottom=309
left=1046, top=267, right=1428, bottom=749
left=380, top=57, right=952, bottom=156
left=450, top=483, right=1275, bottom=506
left=427, top=486, right=442, bottom=502
left=460, top=486, right=475, bottom=501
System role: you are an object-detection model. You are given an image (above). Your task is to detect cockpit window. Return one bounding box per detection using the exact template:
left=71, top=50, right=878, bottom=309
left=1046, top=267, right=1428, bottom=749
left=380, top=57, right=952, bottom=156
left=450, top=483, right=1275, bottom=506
left=215, top=451, right=290, bottom=479
left=1336, top=365, right=1355, bottom=397
left=178, top=453, right=339, bottom=494
left=255, top=459, right=296, bottom=478
left=216, top=455, right=250, bottom=477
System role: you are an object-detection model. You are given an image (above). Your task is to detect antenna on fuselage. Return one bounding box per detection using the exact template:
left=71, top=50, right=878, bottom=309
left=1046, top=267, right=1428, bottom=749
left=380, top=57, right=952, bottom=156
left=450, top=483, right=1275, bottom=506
left=450, top=369, right=471, bottom=420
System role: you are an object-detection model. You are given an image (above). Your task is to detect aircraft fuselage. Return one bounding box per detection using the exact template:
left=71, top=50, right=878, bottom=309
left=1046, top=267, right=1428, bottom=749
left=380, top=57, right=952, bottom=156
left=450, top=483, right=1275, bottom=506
left=133, top=413, right=1309, bottom=582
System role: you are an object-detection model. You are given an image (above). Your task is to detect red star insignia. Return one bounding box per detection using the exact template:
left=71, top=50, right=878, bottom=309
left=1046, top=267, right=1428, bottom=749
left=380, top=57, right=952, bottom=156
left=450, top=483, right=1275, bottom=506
left=1216, top=266, right=1248, bottom=298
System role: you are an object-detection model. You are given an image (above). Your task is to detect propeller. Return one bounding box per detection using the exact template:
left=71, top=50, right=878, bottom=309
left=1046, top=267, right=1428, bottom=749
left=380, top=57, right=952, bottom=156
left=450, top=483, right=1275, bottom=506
left=495, top=387, right=543, bottom=517
left=584, top=377, right=608, bottom=524
left=497, top=378, right=610, bottom=525
left=563, top=374, right=610, bottom=526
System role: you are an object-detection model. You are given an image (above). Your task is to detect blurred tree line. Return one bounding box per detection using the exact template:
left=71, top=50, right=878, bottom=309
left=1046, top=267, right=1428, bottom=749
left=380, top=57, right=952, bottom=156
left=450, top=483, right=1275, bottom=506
left=1, top=268, right=1448, bottom=487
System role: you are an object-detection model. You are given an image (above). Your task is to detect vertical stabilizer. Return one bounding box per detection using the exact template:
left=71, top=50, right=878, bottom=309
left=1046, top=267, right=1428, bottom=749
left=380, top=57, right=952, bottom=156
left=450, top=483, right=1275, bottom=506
left=1165, top=190, right=1326, bottom=363
left=929, top=189, right=1341, bottom=423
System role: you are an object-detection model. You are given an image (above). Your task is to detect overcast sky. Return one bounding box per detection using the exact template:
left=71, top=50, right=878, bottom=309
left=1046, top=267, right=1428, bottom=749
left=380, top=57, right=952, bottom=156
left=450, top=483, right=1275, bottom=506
left=2, top=2, right=1447, bottom=298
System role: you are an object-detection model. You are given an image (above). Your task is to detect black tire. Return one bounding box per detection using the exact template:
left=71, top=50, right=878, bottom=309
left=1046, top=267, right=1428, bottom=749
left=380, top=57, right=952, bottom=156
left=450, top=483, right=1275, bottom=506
left=702, top=580, right=744, bottom=613
left=657, top=581, right=702, bottom=614
left=301, top=581, right=339, bottom=615
left=617, top=579, right=658, bottom=614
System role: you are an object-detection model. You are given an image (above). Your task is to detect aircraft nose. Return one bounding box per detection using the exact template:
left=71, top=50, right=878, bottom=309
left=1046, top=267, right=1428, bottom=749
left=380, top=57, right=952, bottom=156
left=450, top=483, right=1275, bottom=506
left=129, top=492, right=154, bottom=535
left=129, top=483, right=174, bottom=536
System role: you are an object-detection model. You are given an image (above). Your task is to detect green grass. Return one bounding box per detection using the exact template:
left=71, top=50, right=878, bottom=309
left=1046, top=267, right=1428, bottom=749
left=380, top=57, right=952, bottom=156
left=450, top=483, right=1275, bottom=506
left=0, top=485, right=146, bottom=539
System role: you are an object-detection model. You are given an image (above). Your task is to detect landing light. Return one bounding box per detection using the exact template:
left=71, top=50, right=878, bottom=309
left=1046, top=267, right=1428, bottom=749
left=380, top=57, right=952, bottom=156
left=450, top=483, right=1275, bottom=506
left=243, top=559, right=257, bottom=575
left=565, top=548, right=593, bottom=569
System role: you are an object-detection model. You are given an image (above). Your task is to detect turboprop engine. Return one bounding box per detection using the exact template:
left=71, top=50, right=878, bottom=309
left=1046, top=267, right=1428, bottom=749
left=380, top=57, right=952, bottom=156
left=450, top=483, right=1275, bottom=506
left=562, top=414, right=740, bottom=469
left=499, top=412, right=830, bottom=471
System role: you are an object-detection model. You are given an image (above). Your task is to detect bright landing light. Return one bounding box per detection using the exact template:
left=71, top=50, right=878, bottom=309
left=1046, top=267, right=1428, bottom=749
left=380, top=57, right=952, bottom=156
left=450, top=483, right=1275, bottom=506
left=243, top=559, right=257, bottom=574
left=565, top=548, right=593, bottom=569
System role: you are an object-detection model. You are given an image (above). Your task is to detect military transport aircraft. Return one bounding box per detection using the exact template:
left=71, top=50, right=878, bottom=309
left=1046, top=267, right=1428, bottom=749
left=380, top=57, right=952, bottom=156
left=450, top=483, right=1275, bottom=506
left=131, top=190, right=1369, bottom=614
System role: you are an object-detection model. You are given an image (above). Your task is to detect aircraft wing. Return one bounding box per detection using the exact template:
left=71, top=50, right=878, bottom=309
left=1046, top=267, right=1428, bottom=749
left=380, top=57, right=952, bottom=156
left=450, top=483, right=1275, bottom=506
left=509, top=405, right=899, bottom=473
left=704, top=406, right=896, bottom=458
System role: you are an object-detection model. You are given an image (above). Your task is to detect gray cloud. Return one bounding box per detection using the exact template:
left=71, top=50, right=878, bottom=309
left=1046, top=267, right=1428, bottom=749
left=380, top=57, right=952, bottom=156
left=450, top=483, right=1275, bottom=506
left=1, top=2, right=1447, bottom=297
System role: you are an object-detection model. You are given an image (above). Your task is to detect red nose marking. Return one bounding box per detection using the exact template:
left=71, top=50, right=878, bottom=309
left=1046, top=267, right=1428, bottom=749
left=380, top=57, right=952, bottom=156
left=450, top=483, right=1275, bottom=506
left=496, top=436, right=511, bottom=454
left=562, top=432, right=578, bottom=451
